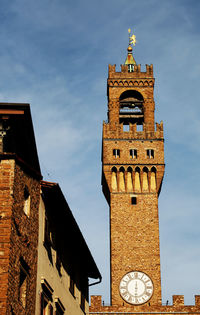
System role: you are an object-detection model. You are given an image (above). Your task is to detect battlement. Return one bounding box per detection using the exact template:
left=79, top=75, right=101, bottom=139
left=108, top=64, right=154, bottom=79
left=103, top=121, right=163, bottom=140
left=90, top=295, right=200, bottom=313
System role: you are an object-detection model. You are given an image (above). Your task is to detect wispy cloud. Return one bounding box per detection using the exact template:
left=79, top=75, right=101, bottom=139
left=0, top=0, right=199, bottom=305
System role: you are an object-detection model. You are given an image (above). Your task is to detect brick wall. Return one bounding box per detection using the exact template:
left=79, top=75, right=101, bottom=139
left=0, top=159, right=15, bottom=315
left=0, top=158, right=40, bottom=315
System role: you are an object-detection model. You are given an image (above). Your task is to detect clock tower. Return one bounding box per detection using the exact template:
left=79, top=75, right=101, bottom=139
left=101, top=30, right=165, bottom=307
left=90, top=31, right=200, bottom=314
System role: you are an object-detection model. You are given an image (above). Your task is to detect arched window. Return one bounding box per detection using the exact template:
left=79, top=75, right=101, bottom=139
left=119, top=90, right=144, bottom=130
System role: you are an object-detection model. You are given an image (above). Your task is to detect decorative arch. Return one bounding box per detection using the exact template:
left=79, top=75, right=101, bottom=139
left=127, top=166, right=133, bottom=172
left=119, top=166, right=125, bottom=172
left=119, top=90, right=144, bottom=101
left=135, top=166, right=141, bottom=173
left=119, top=90, right=144, bottom=127
left=111, top=166, right=117, bottom=172
left=151, top=166, right=157, bottom=173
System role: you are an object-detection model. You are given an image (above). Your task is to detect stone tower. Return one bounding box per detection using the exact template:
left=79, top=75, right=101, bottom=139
left=101, top=33, right=165, bottom=307
left=89, top=31, right=200, bottom=314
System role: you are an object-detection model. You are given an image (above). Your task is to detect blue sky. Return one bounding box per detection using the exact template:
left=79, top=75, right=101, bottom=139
left=1, top=0, right=200, bottom=305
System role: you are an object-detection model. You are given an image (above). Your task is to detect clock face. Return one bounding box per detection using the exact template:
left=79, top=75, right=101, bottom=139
left=119, top=271, right=154, bottom=305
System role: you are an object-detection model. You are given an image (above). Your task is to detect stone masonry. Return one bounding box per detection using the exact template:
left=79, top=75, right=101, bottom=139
left=90, top=56, right=200, bottom=314
left=0, top=156, right=41, bottom=315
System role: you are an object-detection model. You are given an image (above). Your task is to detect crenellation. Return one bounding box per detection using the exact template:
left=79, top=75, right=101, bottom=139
left=91, top=295, right=102, bottom=307
left=195, top=295, right=200, bottom=306
left=108, top=63, right=154, bottom=79
left=173, top=295, right=184, bottom=306
left=90, top=294, right=200, bottom=313
left=103, top=121, right=164, bottom=139
left=108, top=64, right=116, bottom=74
left=120, top=64, right=127, bottom=73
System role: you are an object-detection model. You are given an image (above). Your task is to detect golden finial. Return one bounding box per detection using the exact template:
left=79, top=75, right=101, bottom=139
left=128, top=28, right=136, bottom=46
left=125, top=29, right=137, bottom=70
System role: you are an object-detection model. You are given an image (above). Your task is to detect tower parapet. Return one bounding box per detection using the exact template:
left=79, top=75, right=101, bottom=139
left=90, top=294, right=200, bottom=313
left=108, top=63, right=154, bottom=78
left=103, top=120, right=163, bottom=139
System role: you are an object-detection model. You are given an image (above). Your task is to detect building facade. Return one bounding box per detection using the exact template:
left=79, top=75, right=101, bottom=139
left=0, top=103, right=41, bottom=315
left=90, top=36, right=200, bottom=314
left=36, top=180, right=101, bottom=315
left=0, top=103, right=101, bottom=315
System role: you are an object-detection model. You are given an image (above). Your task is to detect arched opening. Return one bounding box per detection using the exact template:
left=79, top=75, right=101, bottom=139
left=119, top=90, right=144, bottom=130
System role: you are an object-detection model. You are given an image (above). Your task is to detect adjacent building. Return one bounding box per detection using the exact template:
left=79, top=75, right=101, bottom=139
left=36, top=180, right=101, bottom=315
left=0, top=103, right=101, bottom=315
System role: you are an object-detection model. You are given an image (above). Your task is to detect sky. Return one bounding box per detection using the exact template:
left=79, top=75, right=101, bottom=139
left=1, top=0, right=200, bottom=306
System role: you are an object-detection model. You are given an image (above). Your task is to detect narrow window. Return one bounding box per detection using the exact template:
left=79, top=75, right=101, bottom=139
left=123, top=124, right=130, bottom=132
left=19, top=259, right=29, bottom=308
left=131, top=197, right=137, bottom=205
left=41, top=294, right=53, bottom=315
left=41, top=278, right=53, bottom=315
left=147, top=149, right=154, bottom=159
left=113, top=149, right=120, bottom=158
left=55, top=298, right=65, bottom=315
left=136, top=124, right=143, bottom=131
left=23, top=186, right=30, bottom=217
left=130, top=149, right=137, bottom=159
left=128, top=64, right=134, bottom=72
left=69, top=277, right=75, bottom=297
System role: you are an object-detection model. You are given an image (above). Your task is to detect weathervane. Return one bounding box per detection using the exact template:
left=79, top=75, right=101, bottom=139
left=128, top=28, right=136, bottom=47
